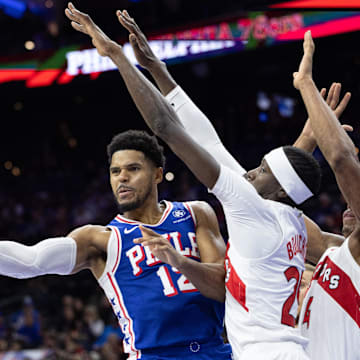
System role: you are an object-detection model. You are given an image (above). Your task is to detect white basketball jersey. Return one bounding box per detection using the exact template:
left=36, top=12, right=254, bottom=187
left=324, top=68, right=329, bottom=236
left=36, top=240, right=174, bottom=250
left=225, top=201, right=308, bottom=359
left=299, top=238, right=360, bottom=360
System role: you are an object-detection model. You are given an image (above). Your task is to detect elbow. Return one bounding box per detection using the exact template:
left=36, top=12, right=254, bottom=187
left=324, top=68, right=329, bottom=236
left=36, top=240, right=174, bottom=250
left=150, top=112, right=178, bottom=142
left=330, top=148, right=358, bottom=173
left=151, top=116, right=171, bottom=138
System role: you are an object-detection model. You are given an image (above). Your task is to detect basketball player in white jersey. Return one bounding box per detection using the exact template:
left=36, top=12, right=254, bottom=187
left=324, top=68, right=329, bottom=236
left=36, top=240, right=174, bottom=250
left=62, top=5, right=351, bottom=359
left=113, top=8, right=350, bottom=265
left=294, top=31, right=360, bottom=360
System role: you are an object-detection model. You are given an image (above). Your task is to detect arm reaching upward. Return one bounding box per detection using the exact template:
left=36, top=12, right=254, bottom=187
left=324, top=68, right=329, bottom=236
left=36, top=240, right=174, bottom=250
left=294, top=83, right=352, bottom=153
left=65, top=3, right=226, bottom=189
left=116, top=10, right=245, bottom=174
left=294, top=31, right=360, bottom=220
left=116, top=9, right=176, bottom=96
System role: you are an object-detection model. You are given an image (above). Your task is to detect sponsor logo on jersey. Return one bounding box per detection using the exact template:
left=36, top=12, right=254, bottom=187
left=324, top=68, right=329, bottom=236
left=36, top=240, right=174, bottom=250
left=172, top=209, right=186, bottom=218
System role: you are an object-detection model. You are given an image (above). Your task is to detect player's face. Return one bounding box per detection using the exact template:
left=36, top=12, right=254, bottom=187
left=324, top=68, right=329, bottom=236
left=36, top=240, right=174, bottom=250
left=110, top=150, right=161, bottom=213
left=342, top=206, right=357, bottom=238
left=297, top=268, right=314, bottom=318
left=245, top=159, right=282, bottom=200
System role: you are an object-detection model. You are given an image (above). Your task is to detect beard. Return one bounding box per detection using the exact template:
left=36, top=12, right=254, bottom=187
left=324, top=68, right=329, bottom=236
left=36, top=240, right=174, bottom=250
left=116, top=182, right=153, bottom=213
left=342, top=223, right=355, bottom=238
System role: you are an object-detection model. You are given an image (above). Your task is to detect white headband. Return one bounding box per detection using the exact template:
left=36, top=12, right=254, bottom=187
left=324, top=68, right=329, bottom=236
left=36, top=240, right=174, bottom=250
left=264, top=147, right=313, bottom=205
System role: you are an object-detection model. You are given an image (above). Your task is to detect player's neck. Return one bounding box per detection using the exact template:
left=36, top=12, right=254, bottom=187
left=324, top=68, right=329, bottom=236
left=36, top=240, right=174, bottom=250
left=349, top=224, right=360, bottom=265
left=123, top=197, right=165, bottom=225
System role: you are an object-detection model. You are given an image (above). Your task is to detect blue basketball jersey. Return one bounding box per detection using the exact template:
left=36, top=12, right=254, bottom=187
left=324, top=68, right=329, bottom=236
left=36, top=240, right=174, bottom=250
left=97, top=201, right=230, bottom=359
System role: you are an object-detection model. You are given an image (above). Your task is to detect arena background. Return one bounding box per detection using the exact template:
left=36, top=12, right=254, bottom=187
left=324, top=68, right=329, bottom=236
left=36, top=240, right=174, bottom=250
left=0, top=1, right=359, bottom=358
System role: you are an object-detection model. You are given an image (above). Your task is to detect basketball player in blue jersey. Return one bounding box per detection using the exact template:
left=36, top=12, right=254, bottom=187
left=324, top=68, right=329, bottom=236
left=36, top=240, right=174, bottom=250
left=0, top=28, right=233, bottom=360
left=0, top=127, right=232, bottom=359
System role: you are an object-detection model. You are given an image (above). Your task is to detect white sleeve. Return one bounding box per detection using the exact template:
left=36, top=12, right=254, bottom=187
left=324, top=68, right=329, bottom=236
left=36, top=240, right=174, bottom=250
left=0, top=237, right=77, bottom=279
left=165, top=86, right=246, bottom=176
left=210, top=165, right=282, bottom=258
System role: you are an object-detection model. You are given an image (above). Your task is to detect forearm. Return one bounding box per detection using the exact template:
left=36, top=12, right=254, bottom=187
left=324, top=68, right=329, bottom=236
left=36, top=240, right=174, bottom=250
left=165, top=86, right=246, bottom=174
left=145, top=58, right=244, bottom=173
left=177, top=258, right=225, bottom=302
left=109, top=44, right=181, bottom=140
left=0, top=238, right=76, bottom=279
left=147, top=60, right=177, bottom=96
left=293, top=128, right=317, bottom=153
left=298, top=79, right=356, bottom=167
left=109, top=44, right=221, bottom=189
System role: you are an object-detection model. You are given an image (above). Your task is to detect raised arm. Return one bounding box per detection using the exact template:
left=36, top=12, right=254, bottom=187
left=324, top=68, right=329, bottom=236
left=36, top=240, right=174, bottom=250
left=65, top=3, right=224, bottom=189
left=116, top=10, right=176, bottom=97
left=294, top=83, right=351, bottom=153
left=294, top=31, right=360, bottom=219
left=116, top=11, right=245, bottom=174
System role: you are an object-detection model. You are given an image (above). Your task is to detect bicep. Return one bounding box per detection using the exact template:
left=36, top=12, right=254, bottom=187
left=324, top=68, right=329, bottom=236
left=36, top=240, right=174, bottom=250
left=192, top=202, right=226, bottom=264
left=304, top=216, right=344, bottom=264
left=67, top=225, right=110, bottom=272
left=334, top=159, right=360, bottom=220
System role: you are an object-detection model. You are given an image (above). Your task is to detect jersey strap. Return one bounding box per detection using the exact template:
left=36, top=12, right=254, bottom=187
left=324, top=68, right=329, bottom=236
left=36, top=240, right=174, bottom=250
left=314, top=256, right=360, bottom=327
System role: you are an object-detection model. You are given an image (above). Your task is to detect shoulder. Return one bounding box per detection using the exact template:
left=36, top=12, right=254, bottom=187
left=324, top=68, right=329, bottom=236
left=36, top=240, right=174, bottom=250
left=68, top=225, right=111, bottom=244
left=187, top=201, right=219, bottom=229
left=186, top=201, right=216, bottom=218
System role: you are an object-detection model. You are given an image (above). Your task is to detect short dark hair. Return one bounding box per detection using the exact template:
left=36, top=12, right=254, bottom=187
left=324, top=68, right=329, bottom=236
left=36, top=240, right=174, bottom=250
left=283, top=145, right=322, bottom=204
left=107, top=130, right=166, bottom=168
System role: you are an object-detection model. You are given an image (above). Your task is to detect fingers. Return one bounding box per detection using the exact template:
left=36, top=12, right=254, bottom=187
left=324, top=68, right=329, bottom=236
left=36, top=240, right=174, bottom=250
left=304, top=30, right=315, bottom=55
left=65, top=2, right=92, bottom=27
left=325, top=83, right=336, bottom=107
left=133, top=236, right=168, bottom=247
left=342, top=124, right=353, bottom=133
left=334, top=92, right=352, bottom=118
left=129, top=33, right=140, bottom=49
left=71, top=21, right=88, bottom=35
left=320, top=88, right=326, bottom=99
left=116, top=10, right=137, bottom=33
left=330, top=83, right=341, bottom=109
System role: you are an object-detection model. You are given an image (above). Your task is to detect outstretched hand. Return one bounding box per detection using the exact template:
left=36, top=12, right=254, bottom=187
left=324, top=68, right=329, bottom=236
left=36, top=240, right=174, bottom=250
left=323, top=83, right=351, bottom=119
left=65, top=2, right=118, bottom=57
left=134, top=226, right=183, bottom=269
left=116, top=10, right=160, bottom=69
left=301, top=83, right=352, bottom=139
left=293, top=30, right=315, bottom=90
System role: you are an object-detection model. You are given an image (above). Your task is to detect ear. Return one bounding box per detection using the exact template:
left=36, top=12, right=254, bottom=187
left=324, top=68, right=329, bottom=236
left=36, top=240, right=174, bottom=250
left=154, top=167, right=163, bottom=185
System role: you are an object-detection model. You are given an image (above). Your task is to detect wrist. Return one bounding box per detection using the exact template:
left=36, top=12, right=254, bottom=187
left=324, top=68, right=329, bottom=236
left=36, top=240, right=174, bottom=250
left=147, top=59, right=166, bottom=73
left=298, top=77, right=315, bottom=90
left=174, top=254, right=187, bottom=272
left=107, top=41, right=123, bottom=58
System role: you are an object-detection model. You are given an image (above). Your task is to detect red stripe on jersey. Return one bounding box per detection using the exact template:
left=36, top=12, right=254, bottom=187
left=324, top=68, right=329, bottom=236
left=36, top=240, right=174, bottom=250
left=112, top=228, right=121, bottom=273
left=184, top=203, right=196, bottom=227
left=116, top=215, right=137, bottom=224
left=115, top=201, right=172, bottom=226
left=316, top=256, right=360, bottom=328
left=160, top=203, right=172, bottom=223
left=225, top=250, right=248, bottom=312
left=107, top=273, right=139, bottom=357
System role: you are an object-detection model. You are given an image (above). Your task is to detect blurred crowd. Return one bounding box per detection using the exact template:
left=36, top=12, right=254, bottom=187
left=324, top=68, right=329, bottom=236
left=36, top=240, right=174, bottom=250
left=0, top=284, right=127, bottom=359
